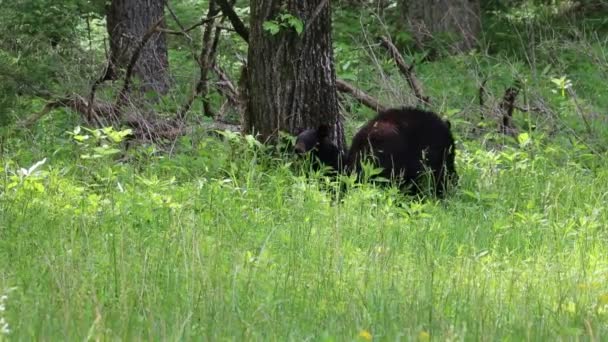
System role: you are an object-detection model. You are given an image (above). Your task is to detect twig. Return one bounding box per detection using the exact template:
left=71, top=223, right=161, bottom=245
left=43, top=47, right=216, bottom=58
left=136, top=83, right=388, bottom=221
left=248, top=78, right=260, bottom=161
left=336, top=79, right=387, bottom=112
left=379, top=36, right=430, bottom=106
left=165, top=2, right=191, bottom=41
left=157, top=15, right=222, bottom=37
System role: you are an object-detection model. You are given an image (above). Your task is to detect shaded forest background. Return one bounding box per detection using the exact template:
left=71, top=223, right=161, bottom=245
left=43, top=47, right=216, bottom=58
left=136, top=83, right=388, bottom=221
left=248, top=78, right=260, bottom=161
left=1, top=0, right=607, bottom=149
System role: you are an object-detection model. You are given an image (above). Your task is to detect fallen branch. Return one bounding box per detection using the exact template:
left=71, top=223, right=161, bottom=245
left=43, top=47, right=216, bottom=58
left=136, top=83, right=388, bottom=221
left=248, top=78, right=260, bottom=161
left=20, top=95, right=117, bottom=128
left=336, top=79, right=387, bottom=112
left=379, top=36, right=430, bottom=106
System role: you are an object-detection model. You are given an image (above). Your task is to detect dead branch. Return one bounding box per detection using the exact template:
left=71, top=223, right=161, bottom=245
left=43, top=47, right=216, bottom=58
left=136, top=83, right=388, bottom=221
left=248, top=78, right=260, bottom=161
left=116, top=16, right=166, bottom=109
left=157, top=15, right=223, bottom=37
left=479, top=78, right=488, bottom=120
left=164, top=2, right=191, bottom=41
left=20, top=95, right=117, bottom=128
left=379, top=36, right=430, bottom=106
left=208, top=120, right=241, bottom=132
left=499, top=86, right=520, bottom=135
left=213, top=65, right=240, bottom=110
left=178, top=1, right=222, bottom=120
left=215, top=0, right=249, bottom=42
left=513, top=105, right=541, bottom=113
left=336, top=79, right=387, bottom=112
left=87, top=42, right=116, bottom=123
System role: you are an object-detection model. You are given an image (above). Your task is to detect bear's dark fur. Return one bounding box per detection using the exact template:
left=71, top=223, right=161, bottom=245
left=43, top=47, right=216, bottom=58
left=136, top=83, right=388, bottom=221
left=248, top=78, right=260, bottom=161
left=294, top=124, right=345, bottom=173
left=294, top=107, right=457, bottom=196
left=347, top=107, right=457, bottom=196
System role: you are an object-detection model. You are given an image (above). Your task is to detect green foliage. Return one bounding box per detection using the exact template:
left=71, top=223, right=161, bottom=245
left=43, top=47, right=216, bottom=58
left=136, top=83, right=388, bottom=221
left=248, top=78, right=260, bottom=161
left=67, top=126, right=132, bottom=159
left=263, top=13, right=304, bottom=36
left=2, top=130, right=608, bottom=340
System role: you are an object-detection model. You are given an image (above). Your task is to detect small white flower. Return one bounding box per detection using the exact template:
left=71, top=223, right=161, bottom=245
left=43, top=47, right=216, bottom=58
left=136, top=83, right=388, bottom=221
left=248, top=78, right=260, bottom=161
left=0, top=317, right=8, bottom=335
left=0, top=289, right=12, bottom=335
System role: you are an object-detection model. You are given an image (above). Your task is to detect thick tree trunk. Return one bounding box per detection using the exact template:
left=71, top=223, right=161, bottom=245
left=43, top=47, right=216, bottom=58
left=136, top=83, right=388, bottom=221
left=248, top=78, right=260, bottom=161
left=106, top=0, right=170, bottom=95
left=402, top=0, right=481, bottom=53
left=247, top=0, right=343, bottom=149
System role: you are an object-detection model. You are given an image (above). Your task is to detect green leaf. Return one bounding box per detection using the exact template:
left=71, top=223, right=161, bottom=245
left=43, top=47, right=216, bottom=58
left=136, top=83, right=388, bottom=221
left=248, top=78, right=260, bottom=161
left=263, top=21, right=280, bottom=35
left=517, top=132, right=531, bottom=147
left=287, top=16, right=303, bottom=35
left=93, top=146, right=120, bottom=156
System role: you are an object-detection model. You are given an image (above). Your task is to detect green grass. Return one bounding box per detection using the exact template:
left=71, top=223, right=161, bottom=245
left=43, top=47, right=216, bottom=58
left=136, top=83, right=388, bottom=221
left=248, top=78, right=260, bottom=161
left=1, top=132, right=608, bottom=341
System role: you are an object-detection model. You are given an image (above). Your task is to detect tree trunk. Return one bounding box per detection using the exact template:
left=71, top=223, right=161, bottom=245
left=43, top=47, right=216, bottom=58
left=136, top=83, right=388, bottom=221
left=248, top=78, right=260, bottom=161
left=106, top=0, right=170, bottom=95
left=402, top=0, right=481, bottom=53
left=247, top=0, right=344, bottom=149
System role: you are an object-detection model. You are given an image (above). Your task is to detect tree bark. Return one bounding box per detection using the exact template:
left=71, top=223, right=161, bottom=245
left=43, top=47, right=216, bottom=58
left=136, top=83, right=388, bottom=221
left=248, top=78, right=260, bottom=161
left=106, top=0, right=170, bottom=95
left=247, top=0, right=343, bottom=148
left=402, top=0, right=481, bottom=53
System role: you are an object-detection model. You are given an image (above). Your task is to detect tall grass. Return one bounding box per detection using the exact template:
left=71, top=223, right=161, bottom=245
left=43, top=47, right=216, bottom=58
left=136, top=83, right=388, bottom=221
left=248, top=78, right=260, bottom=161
left=1, top=131, right=607, bottom=340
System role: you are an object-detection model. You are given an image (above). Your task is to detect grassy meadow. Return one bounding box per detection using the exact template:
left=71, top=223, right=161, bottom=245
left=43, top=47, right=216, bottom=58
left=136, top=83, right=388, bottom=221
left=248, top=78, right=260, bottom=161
left=1, top=124, right=608, bottom=340
left=2, top=2, right=608, bottom=341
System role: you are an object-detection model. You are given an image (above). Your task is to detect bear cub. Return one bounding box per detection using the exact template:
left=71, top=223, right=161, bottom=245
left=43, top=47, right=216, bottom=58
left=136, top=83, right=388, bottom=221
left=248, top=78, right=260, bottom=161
left=294, top=124, right=345, bottom=173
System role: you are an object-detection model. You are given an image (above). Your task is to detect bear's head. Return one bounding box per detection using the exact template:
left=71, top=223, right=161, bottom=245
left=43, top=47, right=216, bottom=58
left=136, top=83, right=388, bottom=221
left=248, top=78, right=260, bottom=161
left=294, top=124, right=343, bottom=172
left=294, top=124, right=331, bottom=155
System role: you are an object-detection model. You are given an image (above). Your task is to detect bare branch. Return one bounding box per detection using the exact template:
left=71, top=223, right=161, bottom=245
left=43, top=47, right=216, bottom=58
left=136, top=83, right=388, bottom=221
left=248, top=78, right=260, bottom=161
left=178, top=1, right=222, bottom=120
left=379, top=36, right=430, bottom=106
left=157, top=15, right=222, bottom=36
left=213, top=65, right=240, bottom=110
left=336, top=79, right=387, bottom=112
left=215, top=0, right=249, bottom=42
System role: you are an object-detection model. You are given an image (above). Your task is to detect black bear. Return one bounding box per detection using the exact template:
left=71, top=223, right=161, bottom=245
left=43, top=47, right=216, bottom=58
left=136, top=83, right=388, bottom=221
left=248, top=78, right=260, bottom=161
left=294, top=107, right=457, bottom=196
left=294, top=124, right=345, bottom=173
left=347, top=107, right=457, bottom=196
